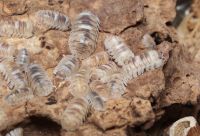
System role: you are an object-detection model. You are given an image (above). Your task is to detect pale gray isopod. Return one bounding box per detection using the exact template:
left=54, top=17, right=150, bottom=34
left=16, top=48, right=30, bottom=69
left=5, top=127, right=23, bottom=136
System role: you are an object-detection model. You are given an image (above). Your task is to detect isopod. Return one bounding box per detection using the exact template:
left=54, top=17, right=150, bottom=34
left=53, top=55, right=80, bottom=80
left=68, top=68, right=91, bottom=98
left=5, top=127, right=23, bottom=136
left=15, top=48, right=30, bottom=70
left=81, top=51, right=109, bottom=67
left=104, top=35, right=134, bottom=66
left=61, top=97, right=90, bottom=131
left=123, top=50, right=164, bottom=81
left=142, top=33, right=156, bottom=49
left=0, top=42, right=16, bottom=61
left=69, top=11, right=100, bottom=59
left=85, top=91, right=104, bottom=111
left=33, top=10, right=70, bottom=31
left=5, top=87, right=33, bottom=105
left=26, top=63, right=53, bottom=96
left=91, top=61, right=120, bottom=83
left=0, top=19, right=33, bottom=38
left=0, top=62, right=13, bottom=89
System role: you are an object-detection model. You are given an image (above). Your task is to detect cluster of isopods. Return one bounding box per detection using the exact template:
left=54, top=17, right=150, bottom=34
left=0, top=9, right=165, bottom=132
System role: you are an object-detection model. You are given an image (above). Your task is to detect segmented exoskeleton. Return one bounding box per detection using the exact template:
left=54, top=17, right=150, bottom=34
left=69, top=11, right=100, bottom=60
left=33, top=10, right=70, bottom=31
left=8, top=67, right=28, bottom=90
left=68, top=68, right=91, bottom=98
left=61, top=97, right=90, bottom=131
left=15, top=48, right=30, bottom=70
left=142, top=33, right=156, bottom=49
left=53, top=55, right=80, bottom=80
left=0, top=19, right=33, bottom=38
left=0, top=42, right=16, bottom=62
left=5, top=87, right=33, bottom=105
left=104, top=35, right=134, bottom=66
left=26, top=63, right=53, bottom=96
left=81, top=51, right=109, bottom=67
left=91, top=61, right=120, bottom=83
left=5, top=127, right=24, bottom=136
left=85, top=91, right=104, bottom=111
left=123, top=50, right=164, bottom=81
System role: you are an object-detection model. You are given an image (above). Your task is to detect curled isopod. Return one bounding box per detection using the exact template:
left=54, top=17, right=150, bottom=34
left=92, top=61, right=120, bottom=83
left=15, top=48, right=30, bottom=69
left=5, top=87, right=33, bottom=105
left=26, top=63, right=53, bottom=96
left=33, top=10, right=70, bottom=31
left=61, top=97, right=90, bottom=131
left=85, top=91, right=104, bottom=111
left=0, top=19, right=33, bottom=38
left=142, top=33, right=156, bottom=49
left=8, top=67, right=28, bottom=90
left=0, top=42, right=16, bottom=61
left=104, top=35, right=134, bottom=66
left=68, top=68, right=91, bottom=98
left=69, top=11, right=100, bottom=59
left=81, top=51, right=110, bottom=67
left=5, top=127, right=23, bottom=136
left=53, top=55, right=80, bottom=80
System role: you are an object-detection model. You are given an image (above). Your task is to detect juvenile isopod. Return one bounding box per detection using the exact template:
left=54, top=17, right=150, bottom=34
left=0, top=19, right=33, bottom=38
left=0, top=42, right=16, bottom=62
left=123, top=50, right=164, bottom=81
left=85, top=91, right=104, bottom=111
left=61, top=97, right=90, bottom=131
left=69, top=11, right=100, bottom=59
left=5, top=127, right=24, bottom=136
left=68, top=68, right=91, bottom=98
left=81, top=51, right=109, bottom=67
left=26, top=63, right=53, bottom=96
left=33, top=10, right=70, bottom=31
left=5, top=87, right=33, bottom=105
left=53, top=55, right=80, bottom=80
left=104, top=35, right=135, bottom=66
left=15, top=48, right=30, bottom=70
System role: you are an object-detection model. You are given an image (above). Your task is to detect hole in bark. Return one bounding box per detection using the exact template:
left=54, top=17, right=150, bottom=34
left=23, top=116, right=61, bottom=136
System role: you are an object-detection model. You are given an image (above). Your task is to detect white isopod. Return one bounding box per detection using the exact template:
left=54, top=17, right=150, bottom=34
left=104, top=35, right=135, bottom=66
left=26, top=63, right=53, bottom=96
left=61, top=97, right=90, bottom=131
left=0, top=19, right=33, bottom=38
left=15, top=48, right=30, bottom=70
left=53, top=55, right=80, bottom=80
left=69, top=11, right=100, bottom=59
left=5, top=127, right=23, bottom=136
left=33, top=10, right=70, bottom=31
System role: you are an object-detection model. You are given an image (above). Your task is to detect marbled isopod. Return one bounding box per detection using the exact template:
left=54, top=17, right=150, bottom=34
left=15, top=48, right=30, bottom=69
left=5, top=127, right=24, bottom=136
left=5, top=87, right=33, bottom=105
left=0, top=42, right=16, bottom=62
left=0, top=62, right=13, bottom=89
left=53, top=55, right=80, bottom=80
left=123, top=50, right=164, bottom=81
left=69, top=11, right=100, bottom=60
left=104, top=35, right=135, bottom=66
left=85, top=91, right=104, bottom=111
left=0, top=19, right=33, bottom=38
left=26, top=63, right=53, bottom=96
left=81, top=51, right=110, bottom=67
left=33, top=10, right=70, bottom=31
left=68, top=68, right=91, bottom=98
left=61, top=97, right=90, bottom=131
